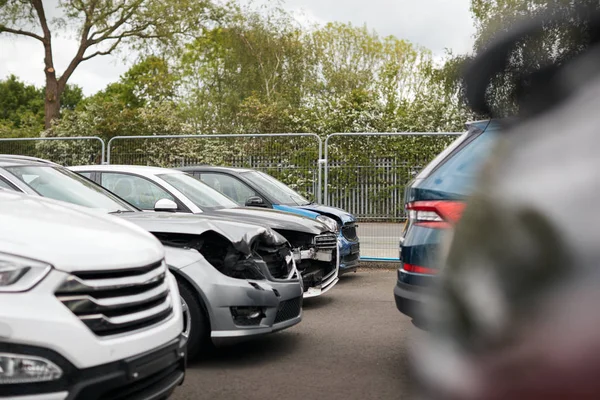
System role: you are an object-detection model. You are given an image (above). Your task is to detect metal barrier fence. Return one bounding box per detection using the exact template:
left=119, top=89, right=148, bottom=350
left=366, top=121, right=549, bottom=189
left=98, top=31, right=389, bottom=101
left=0, top=137, right=105, bottom=166
left=1, top=132, right=465, bottom=261
left=324, top=133, right=462, bottom=260
left=107, top=133, right=323, bottom=203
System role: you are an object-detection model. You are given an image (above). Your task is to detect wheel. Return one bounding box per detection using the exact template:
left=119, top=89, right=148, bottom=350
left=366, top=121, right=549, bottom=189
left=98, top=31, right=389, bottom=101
left=177, top=281, right=211, bottom=359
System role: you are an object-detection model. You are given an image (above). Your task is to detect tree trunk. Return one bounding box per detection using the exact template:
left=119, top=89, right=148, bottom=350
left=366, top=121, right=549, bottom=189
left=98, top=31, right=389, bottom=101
left=44, top=73, right=60, bottom=129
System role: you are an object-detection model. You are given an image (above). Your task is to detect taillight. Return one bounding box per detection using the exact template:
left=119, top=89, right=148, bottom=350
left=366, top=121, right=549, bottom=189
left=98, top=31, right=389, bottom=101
left=403, top=263, right=439, bottom=275
left=406, top=201, right=466, bottom=229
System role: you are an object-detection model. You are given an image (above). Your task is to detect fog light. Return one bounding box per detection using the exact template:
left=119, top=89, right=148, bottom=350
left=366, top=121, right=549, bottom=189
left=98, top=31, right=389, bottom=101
left=0, top=353, right=62, bottom=384
left=230, top=307, right=264, bottom=326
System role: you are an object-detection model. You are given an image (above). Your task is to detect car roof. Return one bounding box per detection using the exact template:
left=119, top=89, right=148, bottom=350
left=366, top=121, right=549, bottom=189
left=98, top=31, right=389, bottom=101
left=178, top=165, right=254, bottom=174
left=70, top=164, right=184, bottom=177
left=0, top=155, right=59, bottom=168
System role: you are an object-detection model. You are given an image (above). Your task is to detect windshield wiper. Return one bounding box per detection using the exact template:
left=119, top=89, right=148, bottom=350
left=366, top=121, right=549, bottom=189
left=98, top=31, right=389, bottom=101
left=109, top=210, right=133, bottom=214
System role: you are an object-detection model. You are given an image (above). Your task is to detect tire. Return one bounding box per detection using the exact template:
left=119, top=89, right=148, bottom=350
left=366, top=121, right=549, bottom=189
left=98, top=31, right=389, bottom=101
left=177, top=281, right=211, bottom=359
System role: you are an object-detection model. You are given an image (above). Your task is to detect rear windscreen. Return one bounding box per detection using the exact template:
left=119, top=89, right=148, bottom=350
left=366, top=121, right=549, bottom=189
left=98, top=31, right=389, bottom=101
left=420, top=127, right=498, bottom=197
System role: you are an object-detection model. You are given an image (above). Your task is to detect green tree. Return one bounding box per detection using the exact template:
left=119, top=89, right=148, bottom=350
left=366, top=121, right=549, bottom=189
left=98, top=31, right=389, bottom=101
left=0, top=75, right=44, bottom=128
left=0, top=0, right=216, bottom=128
left=179, top=6, right=311, bottom=133
left=0, top=75, right=83, bottom=137
left=83, top=56, right=178, bottom=109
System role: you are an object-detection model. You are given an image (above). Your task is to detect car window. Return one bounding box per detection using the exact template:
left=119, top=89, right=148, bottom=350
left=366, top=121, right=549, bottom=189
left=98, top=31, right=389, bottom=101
left=421, top=127, right=499, bottom=197
left=5, top=165, right=133, bottom=212
left=158, top=173, right=237, bottom=210
left=101, top=172, right=176, bottom=210
left=78, top=171, right=93, bottom=179
left=200, top=173, right=256, bottom=205
left=241, top=171, right=310, bottom=206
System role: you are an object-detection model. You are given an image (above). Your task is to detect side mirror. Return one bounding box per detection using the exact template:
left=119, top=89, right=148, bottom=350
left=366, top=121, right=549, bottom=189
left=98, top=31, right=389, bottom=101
left=245, top=196, right=267, bottom=208
left=154, top=198, right=178, bottom=212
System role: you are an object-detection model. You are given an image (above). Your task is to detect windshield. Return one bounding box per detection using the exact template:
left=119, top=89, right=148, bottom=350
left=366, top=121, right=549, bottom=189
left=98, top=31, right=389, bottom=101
left=242, top=171, right=311, bottom=206
left=159, top=172, right=238, bottom=210
left=6, top=165, right=135, bottom=213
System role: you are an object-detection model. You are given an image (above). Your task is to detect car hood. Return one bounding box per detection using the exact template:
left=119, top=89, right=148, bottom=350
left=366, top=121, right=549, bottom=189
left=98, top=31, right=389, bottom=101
left=279, top=204, right=356, bottom=224
left=207, top=207, right=329, bottom=235
left=119, top=212, right=288, bottom=253
left=0, top=192, right=164, bottom=272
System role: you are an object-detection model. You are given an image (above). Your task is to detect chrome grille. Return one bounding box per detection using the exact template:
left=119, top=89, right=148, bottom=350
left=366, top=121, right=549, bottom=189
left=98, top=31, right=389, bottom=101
left=314, top=233, right=337, bottom=250
left=56, top=260, right=173, bottom=336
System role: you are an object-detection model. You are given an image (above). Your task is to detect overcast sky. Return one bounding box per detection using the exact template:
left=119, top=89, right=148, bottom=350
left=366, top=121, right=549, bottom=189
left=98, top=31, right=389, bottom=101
left=0, top=0, right=475, bottom=96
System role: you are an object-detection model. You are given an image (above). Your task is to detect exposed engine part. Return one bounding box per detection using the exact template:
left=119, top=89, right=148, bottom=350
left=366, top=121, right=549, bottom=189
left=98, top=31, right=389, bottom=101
left=271, top=230, right=338, bottom=293
left=153, top=231, right=296, bottom=281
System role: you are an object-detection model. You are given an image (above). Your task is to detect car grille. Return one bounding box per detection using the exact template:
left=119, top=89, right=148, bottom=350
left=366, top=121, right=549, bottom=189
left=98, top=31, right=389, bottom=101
left=274, top=297, right=302, bottom=324
left=342, top=223, right=359, bottom=241
left=56, top=260, right=173, bottom=337
left=314, top=233, right=337, bottom=250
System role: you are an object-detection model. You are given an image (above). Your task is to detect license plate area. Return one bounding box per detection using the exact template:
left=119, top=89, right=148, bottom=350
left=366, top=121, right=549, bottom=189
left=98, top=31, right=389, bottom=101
left=125, top=340, right=180, bottom=381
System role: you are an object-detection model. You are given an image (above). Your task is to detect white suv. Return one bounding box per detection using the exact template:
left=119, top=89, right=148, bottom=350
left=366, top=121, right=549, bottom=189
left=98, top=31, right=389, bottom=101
left=0, top=191, right=185, bottom=400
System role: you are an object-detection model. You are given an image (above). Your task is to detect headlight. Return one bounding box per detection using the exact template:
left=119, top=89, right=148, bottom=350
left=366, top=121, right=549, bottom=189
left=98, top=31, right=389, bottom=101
left=0, top=253, right=51, bottom=292
left=0, top=353, right=62, bottom=384
left=316, top=215, right=339, bottom=233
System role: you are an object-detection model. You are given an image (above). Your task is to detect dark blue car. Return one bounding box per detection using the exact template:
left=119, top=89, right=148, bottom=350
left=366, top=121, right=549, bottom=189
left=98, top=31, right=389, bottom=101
left=179, top=166, right=361, bottom=274
left=394, top=121, right=500, bottom=320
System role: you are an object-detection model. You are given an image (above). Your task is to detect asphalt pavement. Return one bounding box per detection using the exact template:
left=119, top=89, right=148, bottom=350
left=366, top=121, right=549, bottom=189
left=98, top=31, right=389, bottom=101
left=172, top=270, right=414, bottom=400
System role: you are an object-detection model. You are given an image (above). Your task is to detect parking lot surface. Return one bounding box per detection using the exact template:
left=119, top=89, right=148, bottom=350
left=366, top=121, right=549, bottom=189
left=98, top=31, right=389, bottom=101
left=173, top=270, right=413, bottom=400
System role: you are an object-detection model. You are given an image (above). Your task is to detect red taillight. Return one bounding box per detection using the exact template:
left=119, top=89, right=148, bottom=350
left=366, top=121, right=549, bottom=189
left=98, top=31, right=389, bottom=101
left=403, top=263, right=439, bottom=275
left=406, top=200, right=466, bottom=229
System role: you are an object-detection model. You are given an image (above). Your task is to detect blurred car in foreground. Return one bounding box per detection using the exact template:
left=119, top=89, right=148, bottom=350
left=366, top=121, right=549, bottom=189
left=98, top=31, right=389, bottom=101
left=0, top=191, right=185, bottom=400
left=0, top=155, right=303, bottom=358
left=69, top=165, right=339, bottom=298
left=394, top=120, right=499, bottom=321
left=178, top=166, right=361, bottom=274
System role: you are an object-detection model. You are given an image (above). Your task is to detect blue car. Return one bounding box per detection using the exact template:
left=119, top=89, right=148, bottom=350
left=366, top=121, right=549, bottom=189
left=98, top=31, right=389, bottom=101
left=179, top=166, right=361, bottom=274
left=394, top=121, right=500, bottom=321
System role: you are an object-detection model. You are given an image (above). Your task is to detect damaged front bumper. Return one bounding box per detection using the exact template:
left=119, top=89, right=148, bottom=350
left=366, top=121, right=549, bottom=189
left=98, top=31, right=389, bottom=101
left=178, top=257, right=303, bottom=346
left=293, top=235, right=340, bottom=298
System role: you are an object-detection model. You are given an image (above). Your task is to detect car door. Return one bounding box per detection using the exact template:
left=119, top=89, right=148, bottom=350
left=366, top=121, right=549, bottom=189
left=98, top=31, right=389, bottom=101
left=199, top=172, right=265, bottom=206
left=99, top=172, right=186, bottom=211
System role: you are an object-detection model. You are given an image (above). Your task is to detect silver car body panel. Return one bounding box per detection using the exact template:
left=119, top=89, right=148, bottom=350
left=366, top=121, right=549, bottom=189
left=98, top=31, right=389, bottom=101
left=163, top=245, right=302, bottom=345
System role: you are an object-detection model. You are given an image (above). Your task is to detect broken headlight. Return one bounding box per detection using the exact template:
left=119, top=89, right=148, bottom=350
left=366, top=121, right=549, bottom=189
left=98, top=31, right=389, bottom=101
left=316, top=215, right=339, bottom=233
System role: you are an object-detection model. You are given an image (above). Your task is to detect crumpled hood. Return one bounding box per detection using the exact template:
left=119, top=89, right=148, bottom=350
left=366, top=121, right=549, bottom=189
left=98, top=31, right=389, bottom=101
left=119, top=212, right=288, bottom=254
left=208, top=207, right=329, bottom=235
left=0, top=192, right=164, bottom=272
left=278, top=204, right=356, bottom=224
